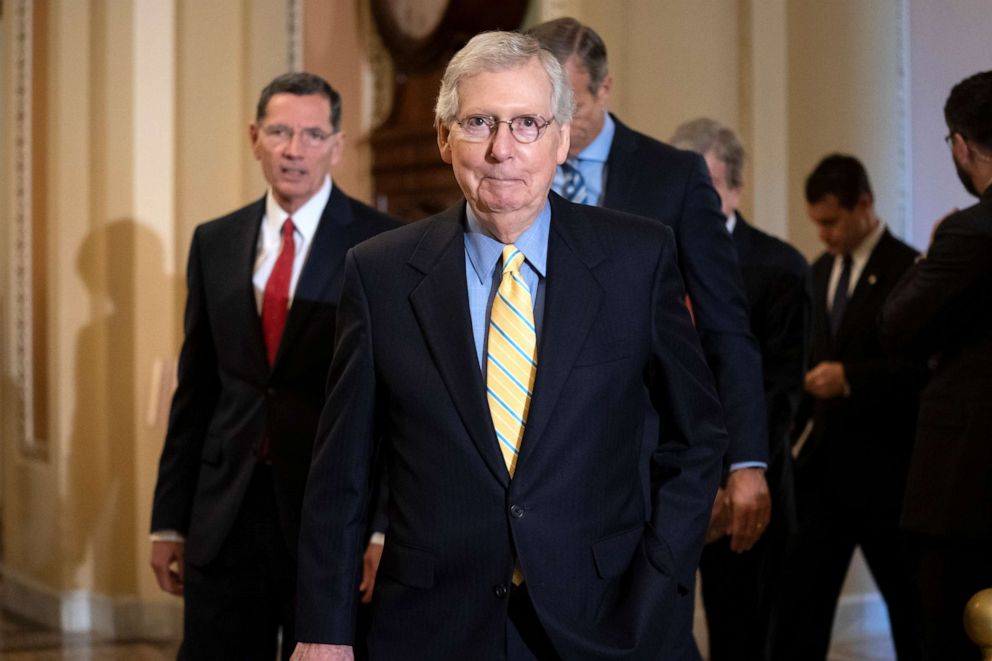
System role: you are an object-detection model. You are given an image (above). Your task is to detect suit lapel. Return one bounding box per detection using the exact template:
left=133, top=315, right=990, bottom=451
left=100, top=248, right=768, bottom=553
left=834, top=230, right=890, bottom=347
left=811, top=256, right=834, bottom=358
left=517, top=196, right=605, bottom=470
left=731, top=214, right=752, bottom=265
left=228, top=197, right=270, bottom=372
left=273, top=187, right=357, bottom=369
left=602, top=115, right=638, bottom=210
left=408, top=208, right=510, bottom=487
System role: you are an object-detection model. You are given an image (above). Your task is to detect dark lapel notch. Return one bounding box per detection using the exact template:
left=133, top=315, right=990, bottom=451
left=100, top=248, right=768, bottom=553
left=407, top=206, right=511, bottom=487
left=602, top=114, right=638, bottom=210
left=273, top=186, right=359, bottom=370
left=230, top=197, right=270, bottom=375
left=516, top=195, right=606, bottom=471
left=834, top=229, right=890, bottom=348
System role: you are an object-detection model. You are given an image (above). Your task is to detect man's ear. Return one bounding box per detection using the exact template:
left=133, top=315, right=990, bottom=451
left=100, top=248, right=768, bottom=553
left=596, top=74, right=613, bottom=104
left=328, top=131, right=346, bottom=168
left=856, top=191, right=874, bottom=212
left=437, top=124, right=453, bottom=164
left=556, top=121, right=571, bottom=165
left=249, top=123, right=262, bottom=160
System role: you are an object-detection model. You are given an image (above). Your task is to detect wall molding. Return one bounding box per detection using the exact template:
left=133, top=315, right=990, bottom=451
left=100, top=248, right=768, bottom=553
left=11, top=0, right=42, bottom=459
left=2, top=567, right=181, bottom=639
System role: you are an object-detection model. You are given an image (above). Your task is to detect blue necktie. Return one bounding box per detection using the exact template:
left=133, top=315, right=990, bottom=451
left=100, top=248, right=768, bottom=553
left=831, top=254, right=853, bottom=336
left=560, top=159, right=589, bottom=205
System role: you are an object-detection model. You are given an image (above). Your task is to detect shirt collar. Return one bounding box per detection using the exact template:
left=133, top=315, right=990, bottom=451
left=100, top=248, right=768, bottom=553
left=725, top=211, right=737, bottom=234
left=848, top=219, right=886, bottom=266
left=574, top=112, right=615, bottom=164
left=264, top=175, right=332, bottom=244
left=464, top=200, right=551, bottom=285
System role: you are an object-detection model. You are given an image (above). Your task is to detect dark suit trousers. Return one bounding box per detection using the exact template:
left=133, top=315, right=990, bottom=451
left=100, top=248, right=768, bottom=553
left=916, top=534, right=992, bottom=661
left=771, top=515, right=923, bottom=661
left=180, top=464, right=296, bottom=661
left=699, top=521, right=787, bottom=661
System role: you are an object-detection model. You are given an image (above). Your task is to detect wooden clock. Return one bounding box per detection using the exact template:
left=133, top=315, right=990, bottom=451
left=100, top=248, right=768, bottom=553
left=369, top=0, right=528, bottom=220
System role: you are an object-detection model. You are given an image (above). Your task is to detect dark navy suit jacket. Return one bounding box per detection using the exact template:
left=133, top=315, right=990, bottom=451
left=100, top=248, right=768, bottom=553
left=296, top=194, right=729, bottom=659
left=882, top=186, right=992, bottom=537
left=151, top=186, right=397, bottom=567
left=603, top=115, right=767, bottom=469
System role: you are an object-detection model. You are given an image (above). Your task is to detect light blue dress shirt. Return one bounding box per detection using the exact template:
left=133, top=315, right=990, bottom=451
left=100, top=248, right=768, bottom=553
left=463, top=201, right=550, bottom=370
left=552, top=112, right=615, bottom=205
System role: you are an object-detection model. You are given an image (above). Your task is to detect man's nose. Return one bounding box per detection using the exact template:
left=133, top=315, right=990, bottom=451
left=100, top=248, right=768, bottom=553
left=488, top=122, right=516, bottom=160
left=283, top=130, right=304, bottom=156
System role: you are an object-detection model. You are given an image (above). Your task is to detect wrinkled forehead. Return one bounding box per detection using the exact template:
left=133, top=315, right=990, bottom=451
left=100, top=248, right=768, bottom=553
left=456, top=60, right=554, bottom=114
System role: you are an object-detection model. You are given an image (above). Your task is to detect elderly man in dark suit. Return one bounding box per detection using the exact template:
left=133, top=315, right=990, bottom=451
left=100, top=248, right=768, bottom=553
left=671, top=118, right=810, bottom=661
left=772, top=155, right=926, bottom=661
left=292, top=31, right=728, bottom=661
left=149, top=72, right=397, bottom=660
left=881, top=69, right=992, bottom=661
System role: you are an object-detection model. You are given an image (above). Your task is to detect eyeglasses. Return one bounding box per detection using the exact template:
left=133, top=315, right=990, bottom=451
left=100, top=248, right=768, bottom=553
left=455, top=114, right=555, bottom=144
left=261, top=124, right=334, bottom=149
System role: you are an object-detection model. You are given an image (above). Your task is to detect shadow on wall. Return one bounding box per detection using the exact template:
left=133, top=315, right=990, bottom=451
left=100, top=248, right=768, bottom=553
left=66, top=219, right=177, bottom=593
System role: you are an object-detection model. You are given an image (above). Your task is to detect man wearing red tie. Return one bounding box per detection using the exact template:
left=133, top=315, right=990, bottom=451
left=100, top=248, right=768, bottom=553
left=149, top=72, right=397, bottom=660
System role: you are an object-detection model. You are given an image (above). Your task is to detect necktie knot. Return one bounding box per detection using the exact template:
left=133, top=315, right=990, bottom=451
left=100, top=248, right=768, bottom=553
left=501, top=245, right=525, bottom=276
left=281, top=218, right=295, bottom=241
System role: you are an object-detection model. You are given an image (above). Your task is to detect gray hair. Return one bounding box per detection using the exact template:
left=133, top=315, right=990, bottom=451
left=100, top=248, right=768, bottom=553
left=434, top=31, right=574, bottom=128
left=527, top=17, right=609, bottom=95
left=670, top=117, right=745, bottom=189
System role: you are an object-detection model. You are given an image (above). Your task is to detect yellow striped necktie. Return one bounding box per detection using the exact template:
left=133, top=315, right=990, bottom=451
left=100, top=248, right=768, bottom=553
left=486, top=245, right=538, bottom=478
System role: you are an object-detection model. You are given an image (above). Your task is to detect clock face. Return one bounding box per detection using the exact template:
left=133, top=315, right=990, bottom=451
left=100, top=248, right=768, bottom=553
left=384, top=0, right=449, bottom=41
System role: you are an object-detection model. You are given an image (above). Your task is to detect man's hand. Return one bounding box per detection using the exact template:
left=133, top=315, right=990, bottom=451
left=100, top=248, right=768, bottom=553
left=150, top=540, right=185, bottom=595
left=726, top=468, right=771, bottom=553
left=359, top=541, right=384, bottom=604
left=804, top=361, right=847, bottom=399
left=291, top=644, right=354, bottom=660
left=705, top=487, right=731, bottom=543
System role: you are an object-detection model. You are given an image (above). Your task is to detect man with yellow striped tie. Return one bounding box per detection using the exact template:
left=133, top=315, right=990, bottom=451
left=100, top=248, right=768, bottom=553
left=294, top=31, right=728, bottom=661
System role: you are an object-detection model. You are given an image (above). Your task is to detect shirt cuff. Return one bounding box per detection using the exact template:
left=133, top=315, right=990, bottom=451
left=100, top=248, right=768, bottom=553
left=150, top=530, right=186, bottom=543
left=729, top=462, right=767, bottom=472
left=369, top=532, right=385, bottom=546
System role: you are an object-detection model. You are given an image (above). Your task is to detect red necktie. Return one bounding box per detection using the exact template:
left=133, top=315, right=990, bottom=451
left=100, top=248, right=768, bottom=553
left=261, top=218, right=295, bottom=365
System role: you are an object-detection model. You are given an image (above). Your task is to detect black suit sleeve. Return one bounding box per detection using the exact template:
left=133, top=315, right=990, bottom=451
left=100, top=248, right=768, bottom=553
left=759, top=256, right=811, bottom=464
left=151, top=229, right=221, bottom=534
left=296, top=249, right=379, bottom=645
left=646, top=228, right=728, bottom=589
left=676, top=156, right=768, bottom=467
left=881, top=220, right=992, bottom=357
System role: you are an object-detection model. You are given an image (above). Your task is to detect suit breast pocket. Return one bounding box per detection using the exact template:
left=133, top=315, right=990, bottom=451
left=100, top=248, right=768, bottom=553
left=573, top=338, right=633, bottom=367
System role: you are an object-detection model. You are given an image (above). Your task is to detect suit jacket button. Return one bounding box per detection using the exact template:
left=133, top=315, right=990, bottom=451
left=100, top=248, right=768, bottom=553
left=494, top=584, right=509, bottom=599
left=267, top=387, right=276, bottom=397
left=510, top=505, right=524, bottom=519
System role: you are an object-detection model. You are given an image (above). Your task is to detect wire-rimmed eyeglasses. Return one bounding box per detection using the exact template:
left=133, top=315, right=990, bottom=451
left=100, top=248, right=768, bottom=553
left=455, top=114, right=556, bottom=144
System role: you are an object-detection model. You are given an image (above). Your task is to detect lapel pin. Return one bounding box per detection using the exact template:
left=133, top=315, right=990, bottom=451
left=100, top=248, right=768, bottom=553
left=868, top=274, right=877, bottom=285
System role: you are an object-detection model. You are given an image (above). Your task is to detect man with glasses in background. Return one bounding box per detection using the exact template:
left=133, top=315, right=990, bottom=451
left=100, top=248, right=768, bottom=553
left=882, top=70, right=992, bottom=661
left=292, top=31, right=728, bottom=660
left=150, top=72, right=397, bottom=660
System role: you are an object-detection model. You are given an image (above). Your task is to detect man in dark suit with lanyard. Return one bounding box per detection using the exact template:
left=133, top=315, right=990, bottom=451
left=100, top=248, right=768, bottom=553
left=292, top=31, right=728, bottom=660
left=149, top=72, right=397, bottom=660
left=672, top=117, right=810, bottom=661
left=881, top=69, right=992, bottom=661
left=772, top=154, right=925, bottom=661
